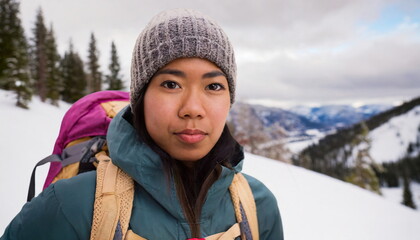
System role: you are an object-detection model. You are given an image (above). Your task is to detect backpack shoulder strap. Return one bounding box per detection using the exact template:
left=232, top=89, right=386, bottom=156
left=229, top=173, right=259, bottom=240
left=90, top=151, right=134, bottom=240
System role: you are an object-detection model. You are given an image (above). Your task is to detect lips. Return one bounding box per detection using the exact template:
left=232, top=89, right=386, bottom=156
left=174, top=129, right=207, bottom=144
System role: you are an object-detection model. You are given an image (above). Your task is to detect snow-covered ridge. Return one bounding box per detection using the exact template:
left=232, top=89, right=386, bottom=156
left=1, top=90, right=419, bottom=240
left=369, top=106, right=420, bottom=163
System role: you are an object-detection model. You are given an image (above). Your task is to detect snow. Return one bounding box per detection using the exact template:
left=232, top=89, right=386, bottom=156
left=0, top=90, right=71, bottom=232
left=243, top=155, right=420, bottom=239
left=1, top=89, right=420, bottom=239
left=285, top=129, right=326, bottom=154
left=369, top=106, right=420, bottom=163
left=286, top=138, right=318, bottom=153
left=382, top=183, right=420, bottom=208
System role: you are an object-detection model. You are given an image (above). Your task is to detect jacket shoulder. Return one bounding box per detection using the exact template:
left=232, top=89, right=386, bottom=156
left=241, top=173, right=277, bottom=206
left=53, top=171, right=96, bottom=235
left=241, top=173, right=284, bottom=240
left=1, top=171, right=96, bottom=240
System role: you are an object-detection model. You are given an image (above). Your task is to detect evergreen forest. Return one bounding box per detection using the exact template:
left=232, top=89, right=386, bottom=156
left=0, top=0, right=125, bottom=108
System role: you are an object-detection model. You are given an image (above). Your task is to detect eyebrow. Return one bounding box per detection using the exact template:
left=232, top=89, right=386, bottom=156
left=202, top=71, right=226, bottom=79
left=154, top=69, right=226, bottom=79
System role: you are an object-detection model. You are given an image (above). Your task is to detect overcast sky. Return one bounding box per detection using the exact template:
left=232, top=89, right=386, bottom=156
left=19, top=0, right=420, bottom=107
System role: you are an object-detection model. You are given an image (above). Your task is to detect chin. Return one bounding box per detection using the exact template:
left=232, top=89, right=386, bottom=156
left=172, top=151, right=208, bottom=162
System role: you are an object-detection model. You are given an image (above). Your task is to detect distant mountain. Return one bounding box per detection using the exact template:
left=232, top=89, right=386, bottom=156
left=229, top=102, right=392, bottom=137
left=247, top=104, right=324, bottom=133
left=286, top=104, right=392, bottom=129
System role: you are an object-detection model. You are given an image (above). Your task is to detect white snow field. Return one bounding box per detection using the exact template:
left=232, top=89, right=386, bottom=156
left=369, top=105, right=420, bottom=163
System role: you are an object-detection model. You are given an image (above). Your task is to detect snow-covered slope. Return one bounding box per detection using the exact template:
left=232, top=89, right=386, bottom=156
left=0, top=90, right=71, bottom=231
left=1, top=90, right=420, bottom=239
left=243, top=154, right=420, bottom=239
left=369, top=106, right=420, bottom=163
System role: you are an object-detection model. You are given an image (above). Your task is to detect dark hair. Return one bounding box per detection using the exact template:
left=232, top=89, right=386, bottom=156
left=132, top=84, right=241, bottom=237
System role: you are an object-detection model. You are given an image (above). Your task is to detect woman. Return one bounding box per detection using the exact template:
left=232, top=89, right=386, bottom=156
left=1, top=9, right=283, bottom=240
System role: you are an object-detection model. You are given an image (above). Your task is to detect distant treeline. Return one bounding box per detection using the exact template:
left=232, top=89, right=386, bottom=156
left=0, top=0, right=124, bottom=108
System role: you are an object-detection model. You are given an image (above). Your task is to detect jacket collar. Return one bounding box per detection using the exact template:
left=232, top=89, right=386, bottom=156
left=107, top=106, right=244, bottom=221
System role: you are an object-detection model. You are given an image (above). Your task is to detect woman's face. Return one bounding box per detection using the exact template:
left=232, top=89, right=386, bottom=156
left=144, top=58, right=231, bottom=164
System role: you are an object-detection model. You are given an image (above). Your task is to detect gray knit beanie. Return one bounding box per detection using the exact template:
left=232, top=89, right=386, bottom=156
left=130, top=8, right=236, bottom=109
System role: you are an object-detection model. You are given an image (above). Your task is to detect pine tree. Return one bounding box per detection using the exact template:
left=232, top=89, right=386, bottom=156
left=401, top=168, right=416, bottom=209
left=0, top=0, right=32, bottom=108
left=0, top=0, right=16, bottom=89
left=60, top=41, right=86, bottom=103
left=45, top=24, right=61, bottom=106
left=31, top=8, right=48, bottom=102
left=106, top=41, right=124, bottom=90
left=345, top=122, right=383, bottom=194
left=8, top=29, right=32, bottom=108
left=87, top=32, right=102, bottom=93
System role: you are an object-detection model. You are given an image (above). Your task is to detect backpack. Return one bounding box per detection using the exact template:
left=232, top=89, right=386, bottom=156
left=27, top=90, right=131, bottom=201
left=27, top=90, right=259, bottom=240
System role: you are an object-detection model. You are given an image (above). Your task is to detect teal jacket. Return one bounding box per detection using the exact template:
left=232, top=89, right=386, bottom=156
left=1, top=108, right=283, bottom=240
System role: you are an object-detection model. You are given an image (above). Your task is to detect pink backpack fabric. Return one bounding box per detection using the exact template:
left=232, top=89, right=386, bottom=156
left=43, top=90, right=130, bottom=189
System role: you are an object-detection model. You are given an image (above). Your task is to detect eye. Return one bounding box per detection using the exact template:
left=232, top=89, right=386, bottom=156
left=161, top=80, right=180, bottom=89
left=206, top=83, right=225, bottom=91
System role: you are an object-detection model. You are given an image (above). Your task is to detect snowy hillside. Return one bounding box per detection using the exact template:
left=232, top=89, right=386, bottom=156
left=0, top=90, right=71, bottom=230
left=1, top=90, right=420, bottom=240
left=244, top=154, right=420, bottom=240
left=369, top=106, right=420, bottom=163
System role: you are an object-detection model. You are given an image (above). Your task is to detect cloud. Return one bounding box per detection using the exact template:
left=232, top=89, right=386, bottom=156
left=232, top=1, right=420, bottom=104
left=19, top=0, right=420, bottom=105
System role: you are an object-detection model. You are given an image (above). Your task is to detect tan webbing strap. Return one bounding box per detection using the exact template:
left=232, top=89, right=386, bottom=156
left=205, top=222, right=241, bottom=240
left=125, top=230, right=148, bottom=240
left=229, top=173, right=259, bottom=240
left=124, top=223, right=240, bottom=240
left=90, top=151, right=134, bottom=240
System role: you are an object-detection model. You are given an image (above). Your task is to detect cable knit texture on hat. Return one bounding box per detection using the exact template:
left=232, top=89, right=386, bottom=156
left=130, top=8, right=236, bottom=109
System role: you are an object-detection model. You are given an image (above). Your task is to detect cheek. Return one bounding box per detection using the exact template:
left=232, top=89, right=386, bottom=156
left=212, top=106, right=229, bottom=125
left=143, top=93, right=173, bottom=136
left=208, top=98, right=230, bottom=131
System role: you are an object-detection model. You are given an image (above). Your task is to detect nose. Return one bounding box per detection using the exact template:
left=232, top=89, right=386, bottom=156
left=178, top=89, right=206, bottom=119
